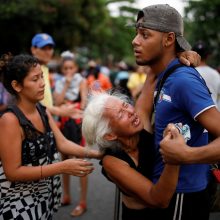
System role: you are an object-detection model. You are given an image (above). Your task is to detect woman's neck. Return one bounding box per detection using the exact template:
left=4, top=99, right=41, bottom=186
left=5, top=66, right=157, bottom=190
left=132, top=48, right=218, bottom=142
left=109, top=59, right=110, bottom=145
left=120, top=133, right=140, bottom=154
left=16, top=99, right=37, bottom=115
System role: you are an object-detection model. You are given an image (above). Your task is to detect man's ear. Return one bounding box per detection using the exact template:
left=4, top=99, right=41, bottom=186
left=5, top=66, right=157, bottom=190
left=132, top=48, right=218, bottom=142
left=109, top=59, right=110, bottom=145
left=31, top=46, right=37, bottom=56
left=104, top=133, right=117, bottom=141
left=11, top=80, right=22, bottom=93
left=163, top=32, right=175, bottom=47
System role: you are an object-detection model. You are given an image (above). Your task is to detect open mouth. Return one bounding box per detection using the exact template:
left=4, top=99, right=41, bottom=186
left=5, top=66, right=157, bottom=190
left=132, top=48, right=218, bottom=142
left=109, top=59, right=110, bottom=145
left=132, top=114, right=140, bottom=126
left=134, top=48, right=141, bottom=55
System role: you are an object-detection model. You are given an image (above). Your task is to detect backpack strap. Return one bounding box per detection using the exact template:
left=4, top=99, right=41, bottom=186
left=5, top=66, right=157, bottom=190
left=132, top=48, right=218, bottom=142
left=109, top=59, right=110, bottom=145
left=154, top=64, right=212, bottom=108
left=154, top=63, right=184, bottom=106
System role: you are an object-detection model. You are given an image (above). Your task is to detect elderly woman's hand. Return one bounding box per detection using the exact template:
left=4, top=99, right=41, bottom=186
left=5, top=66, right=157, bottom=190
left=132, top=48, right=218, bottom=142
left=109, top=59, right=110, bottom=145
left=160, top=124, right=189, bottom=164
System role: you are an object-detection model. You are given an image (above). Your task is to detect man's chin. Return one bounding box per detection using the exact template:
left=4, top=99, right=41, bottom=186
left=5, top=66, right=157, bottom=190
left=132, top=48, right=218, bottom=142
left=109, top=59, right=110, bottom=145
left=135, top=59, right=148, bottom=66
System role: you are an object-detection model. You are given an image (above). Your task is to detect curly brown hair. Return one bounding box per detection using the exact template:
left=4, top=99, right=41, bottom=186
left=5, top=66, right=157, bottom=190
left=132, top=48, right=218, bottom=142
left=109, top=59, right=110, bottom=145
left=0, top=53, right=39, bottom=97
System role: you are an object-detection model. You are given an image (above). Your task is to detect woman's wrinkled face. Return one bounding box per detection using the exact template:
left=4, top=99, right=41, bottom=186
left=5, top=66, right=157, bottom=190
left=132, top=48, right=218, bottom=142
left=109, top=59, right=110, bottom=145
left=103, top=97, right=143, bottom=138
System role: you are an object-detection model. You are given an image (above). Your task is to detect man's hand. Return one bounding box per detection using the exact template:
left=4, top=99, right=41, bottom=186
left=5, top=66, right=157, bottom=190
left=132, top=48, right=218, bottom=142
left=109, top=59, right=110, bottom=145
left=160, top=124, right=190, bottom=164
left=178, top=50, right=201, bottom=67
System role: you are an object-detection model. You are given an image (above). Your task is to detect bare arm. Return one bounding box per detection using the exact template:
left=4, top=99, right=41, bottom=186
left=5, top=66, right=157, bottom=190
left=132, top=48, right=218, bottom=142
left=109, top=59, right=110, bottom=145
left=0, top=113, right=93, bottom=182
left=103, top=150, right=179, bottom=208
left=135, top=67, right=157, bottom=133
left=47, top=104, right=83, bottom=119
left=79, top=79, right=88, bottom=110
left=53, top=76, right=72, bottom=106
left=47, top=109, right=102, bottom=159
left=160, top=107, right=220, bottom=164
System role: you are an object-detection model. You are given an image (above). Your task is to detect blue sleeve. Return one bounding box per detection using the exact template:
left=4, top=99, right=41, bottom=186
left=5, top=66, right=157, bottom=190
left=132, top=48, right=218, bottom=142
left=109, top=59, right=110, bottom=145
left=171, top=68, right=215, bottom=119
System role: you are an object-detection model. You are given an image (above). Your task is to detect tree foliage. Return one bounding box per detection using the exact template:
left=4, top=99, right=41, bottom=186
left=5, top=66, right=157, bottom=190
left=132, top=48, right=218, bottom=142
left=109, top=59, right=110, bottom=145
left=0, top=0, right=138, bottom=63
left=184, top=0, right=220, bottom=67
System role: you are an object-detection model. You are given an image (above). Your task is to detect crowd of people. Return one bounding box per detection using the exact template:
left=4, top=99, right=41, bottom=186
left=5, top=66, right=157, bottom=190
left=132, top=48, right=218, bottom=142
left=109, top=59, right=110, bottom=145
left=1, top=3, right=220, bottom=220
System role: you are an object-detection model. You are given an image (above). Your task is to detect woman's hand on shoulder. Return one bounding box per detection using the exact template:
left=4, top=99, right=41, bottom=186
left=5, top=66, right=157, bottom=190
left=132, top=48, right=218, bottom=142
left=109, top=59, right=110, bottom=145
left=178, top=50, right=201, bottom=67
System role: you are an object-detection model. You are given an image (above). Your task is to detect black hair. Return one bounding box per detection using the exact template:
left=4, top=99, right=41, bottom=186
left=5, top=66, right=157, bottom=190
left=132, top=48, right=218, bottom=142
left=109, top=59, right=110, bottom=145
left=59, top=57, right=78, bottom=73
left=0, top=53, right=39, bottom=97
left=137, top=10, right=144, bottom=21
left=192, top=41, right=210, bottom=60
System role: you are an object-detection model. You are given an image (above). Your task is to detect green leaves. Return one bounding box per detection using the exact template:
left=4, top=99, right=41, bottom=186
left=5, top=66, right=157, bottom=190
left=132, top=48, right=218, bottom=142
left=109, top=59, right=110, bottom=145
left=0, top=0, right=138, bottom=64
left=184, top=0, right=220, bottom=67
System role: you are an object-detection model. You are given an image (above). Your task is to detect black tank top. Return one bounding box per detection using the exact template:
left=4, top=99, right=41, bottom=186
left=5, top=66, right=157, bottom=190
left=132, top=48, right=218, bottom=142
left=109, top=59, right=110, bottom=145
left=100, top=129, right=155, bottom=196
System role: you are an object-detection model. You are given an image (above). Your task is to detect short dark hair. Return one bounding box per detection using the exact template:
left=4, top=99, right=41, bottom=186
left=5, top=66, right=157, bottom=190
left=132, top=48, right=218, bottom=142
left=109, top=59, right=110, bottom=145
left=0, top=53, right=39, bottom=97
left=192, top=41, right=210, bottom=60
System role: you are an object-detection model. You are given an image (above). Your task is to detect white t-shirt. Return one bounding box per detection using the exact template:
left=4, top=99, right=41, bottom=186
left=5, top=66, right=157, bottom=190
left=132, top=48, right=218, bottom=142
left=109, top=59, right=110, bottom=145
left=55, top=73, right=83, bottom=102
left=196, top=65, right=220, bottom=110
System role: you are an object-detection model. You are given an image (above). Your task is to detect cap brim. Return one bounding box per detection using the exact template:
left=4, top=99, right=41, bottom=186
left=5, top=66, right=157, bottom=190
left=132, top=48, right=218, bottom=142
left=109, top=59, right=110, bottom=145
left=176, top=36, right=191, bottom=51
left=37, top=40, right=55, bottom=48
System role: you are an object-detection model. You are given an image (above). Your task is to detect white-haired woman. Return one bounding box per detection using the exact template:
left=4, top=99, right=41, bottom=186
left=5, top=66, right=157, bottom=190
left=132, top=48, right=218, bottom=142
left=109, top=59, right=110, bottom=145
left=82, top=50, right=201, bottom=220
left=82, top=69, right=181, bottom=220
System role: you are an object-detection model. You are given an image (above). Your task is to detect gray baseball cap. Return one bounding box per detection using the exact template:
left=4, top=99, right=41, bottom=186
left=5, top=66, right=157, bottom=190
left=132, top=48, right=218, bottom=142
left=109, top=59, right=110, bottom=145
left=134, top=4, right=191, bottom=51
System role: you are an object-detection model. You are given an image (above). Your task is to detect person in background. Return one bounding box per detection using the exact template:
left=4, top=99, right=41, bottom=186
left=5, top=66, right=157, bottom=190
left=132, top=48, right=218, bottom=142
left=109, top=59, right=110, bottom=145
left=53, top=52, right=88, bottom=216
left=0, top=53, right=101, bottom=219
left=31, top=33, right=82, bottom=119
left=86, top=60, right=112, bottom=91
left=192, top=40, right=220, bottom=110
left=114, top=61, right=131, bottom=98
left=127, top=65, right=147, bottom=101
left=0, top=81, right=13, bottom=113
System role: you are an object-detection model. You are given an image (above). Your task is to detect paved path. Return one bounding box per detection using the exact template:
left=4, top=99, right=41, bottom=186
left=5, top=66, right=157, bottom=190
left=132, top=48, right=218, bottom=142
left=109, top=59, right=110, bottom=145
left=54, top=159, right=220, bottom=220
left=54, top=159, right=116, bottom=220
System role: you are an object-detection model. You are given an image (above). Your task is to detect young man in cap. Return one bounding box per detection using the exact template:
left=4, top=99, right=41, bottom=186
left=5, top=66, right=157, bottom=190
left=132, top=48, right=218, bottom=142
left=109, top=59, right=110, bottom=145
left=132, top=4, right=217, bottom=220
left=31, top=33, right=82, bottom=118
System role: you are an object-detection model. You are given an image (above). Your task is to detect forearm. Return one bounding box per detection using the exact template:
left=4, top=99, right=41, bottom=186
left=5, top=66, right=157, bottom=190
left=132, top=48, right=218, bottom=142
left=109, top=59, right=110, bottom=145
left=80, top=80, right=88, bottom=110
left=103, top=156, right=179, bottom=208
left=5, top=162, right=63, bottom=182
left=185, top=138, right=220, bottom=164
left=57, top=139, right=85, bottom=157
left=47, top=106, right=61, bottom=116
left=54, top=86, right=69, bottom=106
left=149, top=165, right=180, bottom=208
left=57, top=139, right=99, bottom=159
left=135, top=77, right=155, bottom=132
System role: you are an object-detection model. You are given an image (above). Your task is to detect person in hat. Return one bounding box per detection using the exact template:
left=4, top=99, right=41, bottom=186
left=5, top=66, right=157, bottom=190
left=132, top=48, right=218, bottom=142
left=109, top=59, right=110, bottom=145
left=31, top=33, right=82, bottom=119
left=132, top=4, right=216, bottom=220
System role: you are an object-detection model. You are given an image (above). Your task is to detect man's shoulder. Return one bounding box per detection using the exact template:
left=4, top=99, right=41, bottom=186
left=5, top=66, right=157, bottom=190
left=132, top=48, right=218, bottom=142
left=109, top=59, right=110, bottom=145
left=170, top=65, right=198, bottom=81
